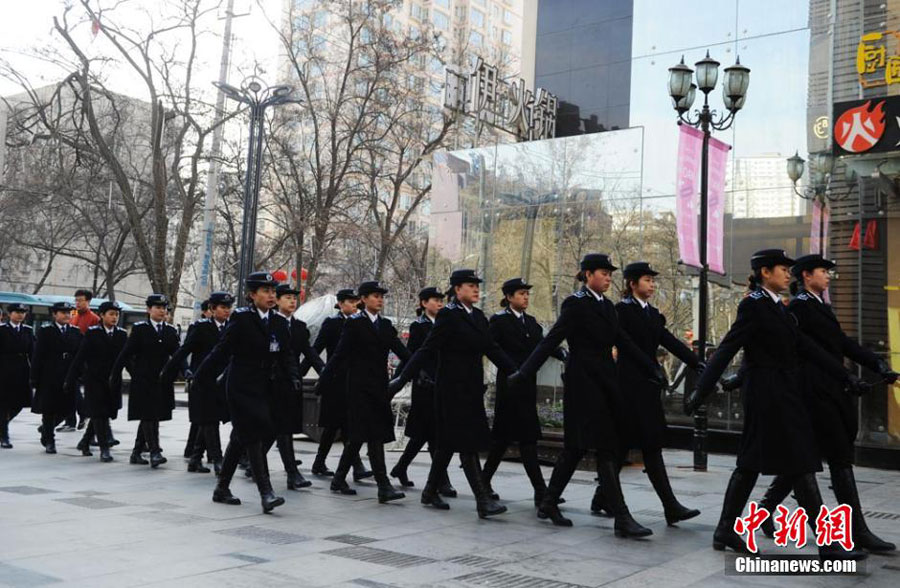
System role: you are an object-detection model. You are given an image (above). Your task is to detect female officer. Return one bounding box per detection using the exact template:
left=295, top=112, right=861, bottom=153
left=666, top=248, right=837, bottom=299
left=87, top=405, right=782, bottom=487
left=481, top=277, right=566, bottom=508
left=752, top=254, right=898, bottom=552
left=389, top=286, right=456, bottom=498
left=389, top=269, right=518, bottom=518
left=687, top=249, right=868, bottom=560
left=0, top=303, right=34, bottom=448
left=602, top=262, right=704, bottom=526
left=506, top=254, right=664, bottom=537
left=195, top=272, right=302, bottom=513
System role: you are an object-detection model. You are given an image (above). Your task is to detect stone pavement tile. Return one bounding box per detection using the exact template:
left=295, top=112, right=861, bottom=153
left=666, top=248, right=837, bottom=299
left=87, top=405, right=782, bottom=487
left=0, top=562, right=62, bottom=587
left=359, top=560, right=487, bottom=587
left=369, top=527, right=505, bottom=560
left=240, top=550, right=396, bottom=587
left=492, top=549, right=647, bottom=587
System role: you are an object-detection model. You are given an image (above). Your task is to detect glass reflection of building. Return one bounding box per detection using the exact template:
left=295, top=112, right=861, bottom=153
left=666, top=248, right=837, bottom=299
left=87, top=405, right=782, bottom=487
left=429, top=0, right=900, bottom=466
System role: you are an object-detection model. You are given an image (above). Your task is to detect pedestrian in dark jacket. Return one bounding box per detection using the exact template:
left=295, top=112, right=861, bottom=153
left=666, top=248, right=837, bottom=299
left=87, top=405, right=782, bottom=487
left=390, top=269, right=518, bottom=518
left=31, top=301, right=82, bottom=454
left=195, top=272, right=302, bottom=513
left=481, top=278, right=567, bottom=507
left=318, top=281, right=410, bottom=503
left=65, top=301, right=127, bottom=462
left=266, top=283, right=325, bottom=491
left=389, top=287, right=457, bottom=499
left=687, top=249, right=868, bottom=561
left=752, top=254, right=898, bottom=552
left=161, top=292, right=234, bottom=475
left=182, top=299, right=213, bottom=459
left=0, top=303, right=34, bottom=448
left=110, top=294, right=179, bottom=468
left=588, top=262, right=705, bottom=526
left=302, top=289, right=373, bottom=482
left=507, top=254, right=665, bottom=536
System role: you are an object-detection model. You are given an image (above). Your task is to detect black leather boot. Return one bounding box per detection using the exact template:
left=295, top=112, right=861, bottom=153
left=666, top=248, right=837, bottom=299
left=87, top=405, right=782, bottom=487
left=212, top=440, right=242, bottom=505
left=353, top=453, right=374, bottom=482
left=830, top=466, right=894, bottom=553
left=45, top=440, right=57, bottom=454
left=247, top=441, right=284, bottom=513
left=481, top=442, right=506, bottom=500
left=438, top=474, right=458, bottom=497
left=130, top=451, right=148, bottom=465
left=713, top=469, right=758, bottom=553
left=143, top=422, right=166, bottom=468
left=312, top=427, right=336, bottom=476
left=278, top=435, right=311, bottom=490
left=76, top=436, right=93, bottom=456
left=590, top=484, right=612, bottom=516
left=537, top=450, right=579, bottom=526
left=370, top=444, right=404, bottom=503
left=188, top=452, right=211, bottom=473
left=99, top=446, right=113, bottom=462
left=757, top=474, right=792, bottom=538
left=1, top=416, right=12, bottom=449
left=330, top=444, right=359, bottom=495
left=792, top=473, right=867, bottom=561
left=520, top=444, right=549, bottom=508
left=596, top=459, right=653, bottom=538
left=421, top=449, right=452, bottom=510
left=643, top=451, right=700, bottom=526
left=461, top=453, right=506, bottom=519
left=390, top=438, right=424, bottom=487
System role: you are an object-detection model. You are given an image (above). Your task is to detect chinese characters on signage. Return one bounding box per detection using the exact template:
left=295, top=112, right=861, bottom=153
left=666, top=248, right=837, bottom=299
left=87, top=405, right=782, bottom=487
left=733, top=501, right=854, bottom=554
left=831, top=96, right=900, bottom=155
left=443, top=57, right=558, bottom=142
left=857, top=31, right=900, bottom=88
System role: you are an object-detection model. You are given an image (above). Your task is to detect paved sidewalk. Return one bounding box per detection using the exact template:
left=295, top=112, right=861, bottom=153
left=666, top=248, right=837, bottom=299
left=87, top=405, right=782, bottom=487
left=1, top=407, right=897, bottom=587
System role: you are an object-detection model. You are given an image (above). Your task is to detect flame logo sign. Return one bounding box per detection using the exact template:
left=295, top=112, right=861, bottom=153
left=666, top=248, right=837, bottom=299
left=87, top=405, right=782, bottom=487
left=835, top=100, right=886, bottom=153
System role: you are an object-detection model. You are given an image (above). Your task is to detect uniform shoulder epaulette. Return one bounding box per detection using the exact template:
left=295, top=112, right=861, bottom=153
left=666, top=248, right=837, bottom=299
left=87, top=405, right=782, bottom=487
left=446, top=301, right=459, bottom=310
left=163, top=322, right=176, bottom=329
left=351, top=311, right=364, bottom=319
left=620, top=296, right=635, bottom=305
left=88, top=325, right=103, bottom=331
left=749, top=290, right=765, bottom=300
left=234, top=306, right=252, bottom=314
left=23, top=324, right=33, bottom=329
left=796, top=292, right=810, bottom=301
left=573, top=290, right=588, bottom=298
left=134, top=320, right=148, bottom=326
left=116, top=326, right=126, bottom=332
left=493, top=310, right=507, bottom=317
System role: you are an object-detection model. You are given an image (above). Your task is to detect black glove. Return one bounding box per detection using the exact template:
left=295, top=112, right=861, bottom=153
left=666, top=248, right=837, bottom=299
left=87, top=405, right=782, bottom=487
left=695, top=361, right=707, bottom=376
left=558, top=348, right=569, bottom=362
left=876, top=359, right=898, bottom=384
left=649, top=365, right=668, bottom=389
left=720, top=373, right=742, bottom=392
left=684, top=387, right=706, bottom=416
left=291, top=378, right=303, bottom=393
left=388, top=377, right=406, bottom=396
left=844, top=374, right=872, bottom=396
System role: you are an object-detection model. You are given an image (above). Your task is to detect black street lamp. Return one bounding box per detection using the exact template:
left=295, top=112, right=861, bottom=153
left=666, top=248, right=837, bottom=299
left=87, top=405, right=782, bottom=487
left=786, top=151, right=857, bottom=202
left=668, top=51, right=750, bottom=472
left=214, top=77, right=299, bottom=302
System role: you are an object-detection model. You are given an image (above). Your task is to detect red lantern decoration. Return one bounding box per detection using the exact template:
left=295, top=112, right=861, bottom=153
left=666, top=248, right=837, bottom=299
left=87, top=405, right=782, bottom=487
left=271, top=269, right=288, bottom=282
left=290, top=267, right=309, bottom=281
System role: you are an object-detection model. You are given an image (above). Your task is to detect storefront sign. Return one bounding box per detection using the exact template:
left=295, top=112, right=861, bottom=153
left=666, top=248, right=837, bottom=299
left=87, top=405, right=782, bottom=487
left=857, top=31, right=900, bottom=88
left=832, top=96, right=900, bottom=155
left=444, top=57, right=557, bottom=141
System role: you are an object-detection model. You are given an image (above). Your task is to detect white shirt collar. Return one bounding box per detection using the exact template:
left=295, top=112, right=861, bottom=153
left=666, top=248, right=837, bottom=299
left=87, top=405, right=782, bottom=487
left=364, top=309, right=379, bottom=323
left=215, top=319, right=227, bottom=329
left=105, top=326, right=116, bottom=335
left=149, top=318, right=164, bottom=329
left=277, top=310, right=292, bottom=321
left=256, top=307, right=269, bottom=321
left=56, top=321, right=68, bottom=331
left=509, top=307, right=524, bottom=319
left=807, top=290, right=824, bottom=304
left=10, top=320, right=23, bottom=329
left=425, top=313, right=436, bottom=324
left=586, top=286, right=604, bottom=302
left=761, top=287, right=782, bottom=305
left=634, top=296, right=649, bottom=309
left=459, top=302, right=473, bottom=314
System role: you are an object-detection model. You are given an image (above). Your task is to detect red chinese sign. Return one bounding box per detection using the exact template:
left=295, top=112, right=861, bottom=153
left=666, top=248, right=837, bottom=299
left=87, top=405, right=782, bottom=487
left=733, top=502, right=855, bottom=553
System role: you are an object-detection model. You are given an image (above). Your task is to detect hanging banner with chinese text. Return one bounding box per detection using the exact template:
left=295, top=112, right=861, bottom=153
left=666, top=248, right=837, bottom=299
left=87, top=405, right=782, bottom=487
left=676, top=125, right=702, bottom=268
left=706, top=135, right=731, bottom=275
left=810, top=199, right=823, bottom=254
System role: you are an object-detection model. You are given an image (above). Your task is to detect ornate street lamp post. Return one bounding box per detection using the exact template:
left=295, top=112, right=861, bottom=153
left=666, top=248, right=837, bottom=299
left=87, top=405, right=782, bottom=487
left=668, top=51, right=750, bottom=471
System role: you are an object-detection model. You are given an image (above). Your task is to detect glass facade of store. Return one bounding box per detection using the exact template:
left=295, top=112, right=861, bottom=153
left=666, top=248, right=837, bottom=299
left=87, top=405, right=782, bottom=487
left=430, top=0, right=900, bottom=461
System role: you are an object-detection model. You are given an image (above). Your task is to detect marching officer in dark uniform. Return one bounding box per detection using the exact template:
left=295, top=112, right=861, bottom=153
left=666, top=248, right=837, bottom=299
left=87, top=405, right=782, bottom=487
left=753, top=254, right=898, bottom=552
left=390, top=269, right=518, bottom=518
left=389, top=287, right=456, bottom=498
left=196, top=272, right=302, bottom=513
left=183, top=299, right=212, bottom=459
left=0, top=303, right=34, bottom=448
left=318, top=281, right=409, bottom=503
left=303, top=288, right=373, bottom=482
left=161, top=292, right=234, bottom=475
left=507, top=254, right=664, bottom=536
left=31, top=301, right=83, bottom=454
left=267, top=282, right=325, bottom=490
left=590, top=262, right=704, bottom=526
left=481, top=278, right=567, bottom=508
left=687, top=249, right=868, bottom=560
left=110, top=294, right=179, bottom=468
left=65, top=301, right=127, bottom=462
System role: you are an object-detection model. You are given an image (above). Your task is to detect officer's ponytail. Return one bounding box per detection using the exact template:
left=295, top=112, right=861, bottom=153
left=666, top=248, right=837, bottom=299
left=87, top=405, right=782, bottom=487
left=747, top=270, right=762, bottom=291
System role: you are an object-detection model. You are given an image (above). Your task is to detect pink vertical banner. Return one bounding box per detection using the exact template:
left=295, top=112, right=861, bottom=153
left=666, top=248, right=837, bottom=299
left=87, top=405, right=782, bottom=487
left=706, top=136, right=731, bottom=274
left=810, top=199, right=823, bottom=254
left=676, top=125, right=703, bottom=268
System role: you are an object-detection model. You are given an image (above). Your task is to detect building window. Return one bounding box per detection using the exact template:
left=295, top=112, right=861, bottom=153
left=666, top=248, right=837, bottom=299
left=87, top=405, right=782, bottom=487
left=469, top=30, right=483, bottom=47
left=472, top=0, right=485, bottom=5
left=432, top=10, right=449, bottom=31
left=501, top=29, right=511, bottom=45
left=410, top=3, right=427, bottom=21
left=470, top=7, right=484, bottom=28
left=433, top=0, right=450, bottom=8
left=503, top=9, right=514, bottom=25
